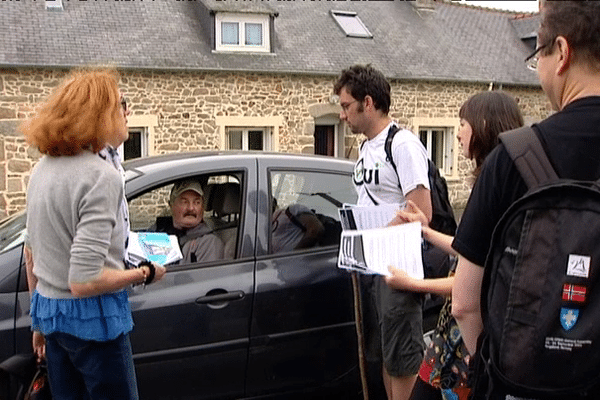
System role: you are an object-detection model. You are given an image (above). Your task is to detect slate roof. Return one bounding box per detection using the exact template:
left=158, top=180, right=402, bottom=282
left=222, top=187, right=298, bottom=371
left=0, top=0, right=540, bottom=86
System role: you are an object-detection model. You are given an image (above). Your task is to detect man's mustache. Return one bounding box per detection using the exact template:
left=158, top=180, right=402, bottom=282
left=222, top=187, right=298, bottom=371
left=183, top=211, right=198, bottom=217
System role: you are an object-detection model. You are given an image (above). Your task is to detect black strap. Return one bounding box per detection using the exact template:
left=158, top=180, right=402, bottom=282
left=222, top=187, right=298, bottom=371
left=361, top=123, right=400, bottom=205
left=500, top=126, right=559, bottom=189
left=385, top=124, right=401, bottom=189
left=363, top=186, right=379, bottom=205
left=139, top=261, right=156, bottom=285
left=285, top=207, right=307, bottom=232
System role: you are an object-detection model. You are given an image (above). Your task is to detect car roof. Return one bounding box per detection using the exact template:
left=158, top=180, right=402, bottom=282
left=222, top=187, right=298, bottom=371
left=123, top=151, right=355, bottom=181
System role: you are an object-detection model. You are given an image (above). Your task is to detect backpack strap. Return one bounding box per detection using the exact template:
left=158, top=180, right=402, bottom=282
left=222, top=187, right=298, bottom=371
left=499, top=126, right=559, bottom=190
left=358, top=123, right=400, bottom=205
left=385, top=124, right=401, bottom=189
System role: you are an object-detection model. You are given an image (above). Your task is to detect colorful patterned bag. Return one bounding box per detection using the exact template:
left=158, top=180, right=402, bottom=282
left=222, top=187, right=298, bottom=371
left=418, top=267, right=471, bottom=399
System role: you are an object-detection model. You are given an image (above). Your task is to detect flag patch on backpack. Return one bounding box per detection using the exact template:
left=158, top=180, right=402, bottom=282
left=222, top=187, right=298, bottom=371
left=562, top=284, right=587, bottom=303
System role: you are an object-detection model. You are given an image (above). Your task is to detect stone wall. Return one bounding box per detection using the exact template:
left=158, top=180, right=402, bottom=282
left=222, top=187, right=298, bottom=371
left=0, top=67, right=550, bottom=219
left=389, top=81, right=552, bottom=214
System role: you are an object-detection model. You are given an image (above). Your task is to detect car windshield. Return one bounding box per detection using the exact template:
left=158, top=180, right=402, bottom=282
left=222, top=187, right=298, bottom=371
left=0, top=211, right=26, bottom=254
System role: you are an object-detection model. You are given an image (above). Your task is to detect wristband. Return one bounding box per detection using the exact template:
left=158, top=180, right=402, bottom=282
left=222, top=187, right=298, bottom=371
left=139, top=261, right=156, bottom=285
left=139, top=267, right=147, bottom=284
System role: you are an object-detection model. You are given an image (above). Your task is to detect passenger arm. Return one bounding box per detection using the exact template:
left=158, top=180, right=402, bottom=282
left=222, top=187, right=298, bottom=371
left=294, top=213, right=325, bottom=249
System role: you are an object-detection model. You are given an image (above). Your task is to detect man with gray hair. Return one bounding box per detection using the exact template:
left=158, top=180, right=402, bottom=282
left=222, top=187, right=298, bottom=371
left=153, top=179, right=224, bottom=264
left=452, top=1, right=600, bottom=398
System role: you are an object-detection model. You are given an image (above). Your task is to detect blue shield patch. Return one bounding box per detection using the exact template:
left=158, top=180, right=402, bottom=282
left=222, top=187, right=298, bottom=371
left=560, top=307, right=579, bottom=331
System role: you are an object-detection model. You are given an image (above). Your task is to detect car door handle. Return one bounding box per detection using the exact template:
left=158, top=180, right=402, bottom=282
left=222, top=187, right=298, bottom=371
left=195, top=290, right=245, bottom=304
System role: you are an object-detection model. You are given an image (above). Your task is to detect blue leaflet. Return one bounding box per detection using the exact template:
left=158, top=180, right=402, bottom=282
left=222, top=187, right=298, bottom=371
left=137, top=232, right=172, bottom=265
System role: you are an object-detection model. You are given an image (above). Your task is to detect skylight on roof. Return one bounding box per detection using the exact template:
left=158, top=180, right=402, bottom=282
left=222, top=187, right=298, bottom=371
left=331, top=10, right=373, bottom=38
left=45, top=0, right=64, bottom=11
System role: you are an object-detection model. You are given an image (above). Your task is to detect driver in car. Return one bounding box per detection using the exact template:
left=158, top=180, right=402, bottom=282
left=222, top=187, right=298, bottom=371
left=153, top=179, right=224, bottom=264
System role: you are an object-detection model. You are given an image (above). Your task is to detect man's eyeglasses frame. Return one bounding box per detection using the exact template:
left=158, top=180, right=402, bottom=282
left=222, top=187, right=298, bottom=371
left=340, top=100, right=358, bottom=112
left=525, top=39, right=554, bottom=71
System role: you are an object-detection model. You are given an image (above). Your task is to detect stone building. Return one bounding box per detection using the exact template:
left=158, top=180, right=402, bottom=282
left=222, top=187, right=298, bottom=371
left=0, top=0, right=546, bottom=218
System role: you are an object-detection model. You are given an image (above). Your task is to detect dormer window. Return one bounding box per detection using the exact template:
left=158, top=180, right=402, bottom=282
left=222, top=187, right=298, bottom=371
left=216, top=12, right=270, bottom=53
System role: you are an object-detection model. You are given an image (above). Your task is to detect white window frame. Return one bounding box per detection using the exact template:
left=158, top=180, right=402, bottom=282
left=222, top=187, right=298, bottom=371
left=226, top=127, right=272, bottom=151
left=119, top=127, right=149, bottom=161
left=412, top=117, right=460, bottom=179
left=117, top=114, right=157, bottom=161
left=419, top=127, right=454, bottom=176
left=331, top=10, right=373, bottom=38
left=216, top=116, right=283, bottom=152
left=215, top=12, right=270, bottom=53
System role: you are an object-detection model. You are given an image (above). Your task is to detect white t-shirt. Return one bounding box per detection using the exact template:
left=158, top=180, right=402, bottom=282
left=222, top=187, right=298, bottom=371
left=353, top=122, right=430, bottom=206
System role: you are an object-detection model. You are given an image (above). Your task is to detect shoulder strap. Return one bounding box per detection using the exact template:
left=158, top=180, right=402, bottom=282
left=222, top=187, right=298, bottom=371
left=285, top=207, right=307, bottom=232
left=385, top=124, right=401, bottom=189
left=499, top=126, right=558, bottom=190
left=385, top=124, right=400, bottom=172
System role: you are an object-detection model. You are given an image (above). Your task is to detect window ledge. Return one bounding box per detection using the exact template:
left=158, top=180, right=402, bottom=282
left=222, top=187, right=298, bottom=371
left=212, top=50, right=275, bottom=56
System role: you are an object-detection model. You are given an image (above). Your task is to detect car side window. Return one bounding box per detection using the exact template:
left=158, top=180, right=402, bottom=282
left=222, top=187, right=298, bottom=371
left=128, top=173, right=242, bottom=265
left=269, top=170, right=357, bottom=254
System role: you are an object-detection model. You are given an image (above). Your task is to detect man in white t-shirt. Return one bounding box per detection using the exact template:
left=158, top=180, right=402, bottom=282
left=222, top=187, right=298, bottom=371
left=334, top=64, right=432, bottom=400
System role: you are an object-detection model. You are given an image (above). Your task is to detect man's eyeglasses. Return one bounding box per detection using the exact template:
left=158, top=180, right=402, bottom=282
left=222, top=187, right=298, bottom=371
left=525, top=42, right=551, bottom=71
left=340, top=100, right=358, bottom=112
left=120, top=97, right=128, bottom=112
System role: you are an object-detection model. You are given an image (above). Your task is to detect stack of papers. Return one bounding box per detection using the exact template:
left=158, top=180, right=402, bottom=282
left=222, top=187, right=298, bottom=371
left=339, top=203, right=404, bottom=231
left=337, top=204, right=424, bottom=278
left=127, top=231, right=183, bottom=266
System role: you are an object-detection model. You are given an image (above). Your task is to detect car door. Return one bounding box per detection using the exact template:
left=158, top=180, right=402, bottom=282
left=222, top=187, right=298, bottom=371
left=0, top=212, right=39, bottom=365
left=246, top=157, right=359, bottom=397
left=124, top=156, right=257, bottom=400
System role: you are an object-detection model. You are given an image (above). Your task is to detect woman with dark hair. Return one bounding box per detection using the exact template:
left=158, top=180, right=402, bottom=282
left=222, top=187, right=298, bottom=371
left=386, top=91, right=523, bottom=400
left=21, top=68, right=166, bottom=399
left=458, top=91, right=525, bottom=179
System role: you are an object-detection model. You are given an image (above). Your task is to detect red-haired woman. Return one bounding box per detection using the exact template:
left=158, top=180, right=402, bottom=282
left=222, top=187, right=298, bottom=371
left=21, top=69, right=166, bottom=399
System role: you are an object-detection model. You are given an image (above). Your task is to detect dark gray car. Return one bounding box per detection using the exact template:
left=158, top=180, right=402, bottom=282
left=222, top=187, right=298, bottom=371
left=0, top=152, right=439, bottom=399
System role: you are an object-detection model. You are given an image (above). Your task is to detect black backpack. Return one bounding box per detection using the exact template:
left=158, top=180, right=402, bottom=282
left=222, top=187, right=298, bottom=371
left=475, top=126, right=600, bottom=399
left=383, top=124, right=457, bottom=278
